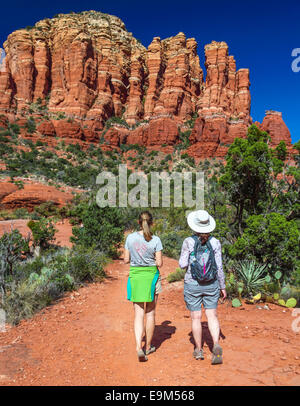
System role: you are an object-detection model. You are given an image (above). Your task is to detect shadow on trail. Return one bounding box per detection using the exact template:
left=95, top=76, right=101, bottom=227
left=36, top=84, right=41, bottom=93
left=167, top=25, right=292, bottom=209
left=188, top=322, right=226, bottom=352
left=145, top=320, right=176, bottom=351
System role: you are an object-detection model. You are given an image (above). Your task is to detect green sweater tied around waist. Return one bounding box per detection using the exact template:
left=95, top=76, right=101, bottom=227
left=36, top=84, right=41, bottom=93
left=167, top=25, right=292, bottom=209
left=127, top=266, right=159, bottom=303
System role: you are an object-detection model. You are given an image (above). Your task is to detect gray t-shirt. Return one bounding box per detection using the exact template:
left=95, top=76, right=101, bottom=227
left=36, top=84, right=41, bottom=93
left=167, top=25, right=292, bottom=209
left=125, top=231, right=163, bottom=267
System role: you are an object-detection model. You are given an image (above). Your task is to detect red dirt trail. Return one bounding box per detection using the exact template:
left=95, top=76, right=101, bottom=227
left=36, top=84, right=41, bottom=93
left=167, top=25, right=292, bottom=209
left=0, top=225, right=299, bottom=386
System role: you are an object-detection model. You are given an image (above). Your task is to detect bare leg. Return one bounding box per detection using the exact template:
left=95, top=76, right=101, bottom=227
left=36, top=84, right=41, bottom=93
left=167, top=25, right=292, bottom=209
left=145, top=294, right=158, bottom=351
left=205, top=308, right=220, bottom=346
left=133, top=302, right=145, bottom=352
left=191, top=310, right=202, bottom=351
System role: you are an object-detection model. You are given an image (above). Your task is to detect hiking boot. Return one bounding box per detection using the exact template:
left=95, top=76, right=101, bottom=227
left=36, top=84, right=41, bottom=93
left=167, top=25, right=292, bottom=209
left=193, top=348, right=204, bottom=360
left=137, top=349, right=148, bottom=362
left=211, top=344, right=223, bottom=364
left=145, top=345, right=156, bottom=355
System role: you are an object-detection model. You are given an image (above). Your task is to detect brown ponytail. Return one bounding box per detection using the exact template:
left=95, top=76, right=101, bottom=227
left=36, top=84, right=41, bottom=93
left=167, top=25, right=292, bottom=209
left=138, top=211, right=153, bottom=242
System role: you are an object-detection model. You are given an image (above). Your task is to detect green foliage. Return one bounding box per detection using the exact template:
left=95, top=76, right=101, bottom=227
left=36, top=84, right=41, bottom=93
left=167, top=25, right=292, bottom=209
left=160, top=232, right=186, bottom=259
left=70, top=200, right=125, bottom=258
left=184, top=112, right=198, bottom=129
left=11, top=179, right=25, bottom=189
left=27, top=218, right=57, bottom=249
left=286, top=297, right=297, bottom=307
left=33, top=201, right=59, bottom=217
left=228, top=213, right=299, bottom=280
left=104, top=116, right=129, bottom=130
left=233, top=260, right=269, bottom=296
left=65, top=245, right=108, bottom=283
left=0, top=229, right=31, bottom=301
left=232, top=298, right=242, bottom=307
left=174, top=129, right=191, bottom=151
left=219, top=125, right=283, bottom=231
left=25, top=117, right=36, bottom=134
left=3, top=243, right=109, bottom=325
left=167, top=268, right=186, bottom=283
left=274, top=141, right=287, bottom=162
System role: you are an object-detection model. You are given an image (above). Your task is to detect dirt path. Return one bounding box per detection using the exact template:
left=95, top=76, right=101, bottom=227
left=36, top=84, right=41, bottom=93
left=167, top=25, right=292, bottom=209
left=0, top=251, right=299, bottom=386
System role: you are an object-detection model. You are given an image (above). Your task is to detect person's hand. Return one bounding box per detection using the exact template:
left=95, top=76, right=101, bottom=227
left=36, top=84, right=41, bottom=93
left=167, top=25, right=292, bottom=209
left=220, top=289, right=227, bottom=301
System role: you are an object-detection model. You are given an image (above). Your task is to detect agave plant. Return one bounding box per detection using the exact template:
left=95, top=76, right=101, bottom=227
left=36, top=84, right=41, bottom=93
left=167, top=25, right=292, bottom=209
left=234, top=260, right=269, bottom=296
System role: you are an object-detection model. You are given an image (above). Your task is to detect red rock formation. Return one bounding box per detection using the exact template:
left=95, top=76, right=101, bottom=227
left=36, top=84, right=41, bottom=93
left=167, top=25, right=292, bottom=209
left=0, top=183, right=74, bottom=211
left=143, top=33, right=202, bottom=122
left=198, top=42, right=250, bottom=120
left=0, top=182, right=19, bottom=201
left=260, top=111, right=292, bottom=147
left=51, top=120, right=84, bottom=140
left=0, top=11, right=294, bottom=158
left=104, top=126, right=128, bottom=146
left=37, top=121, right=56, bottom=137
left=127, top=118, right=179, bottom=146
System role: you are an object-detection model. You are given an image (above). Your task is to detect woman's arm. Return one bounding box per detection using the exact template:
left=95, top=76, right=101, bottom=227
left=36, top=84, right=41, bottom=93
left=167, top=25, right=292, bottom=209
left=213, top=240, right=227, bottom=299
left=179, top=238, right=190, bottom=269
left=155, top=250, right=163, bottom=267
left=124, top=248, right=130, bottom=264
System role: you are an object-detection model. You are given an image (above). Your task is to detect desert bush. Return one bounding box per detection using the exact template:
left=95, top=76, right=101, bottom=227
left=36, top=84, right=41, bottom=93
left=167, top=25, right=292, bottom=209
left=3, top=244, right=109, bottom=325
left=62, top=245, right=108, bottom=283
left=0, top=229, right=31, bottom=301
left=33, top=201, right=59, bottom=217
left=160, top=231, right=188, bottom=259
left=70, top=200, right=125, bottom=258
left=25, top=117, right=36, bottom=134
left=228, top=213, right=299, bottom=281
left=167, top=267, right=186, bottom=283
left=27, top=218, right=57, bottom=249
left=4, top=278, right=54, bottom=324
left=12, top=207, right=30, bottom=219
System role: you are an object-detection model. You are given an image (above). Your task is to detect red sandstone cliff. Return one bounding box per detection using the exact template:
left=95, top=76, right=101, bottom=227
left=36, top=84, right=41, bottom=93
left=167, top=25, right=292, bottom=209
left=0, top=11, right=294, bottom=157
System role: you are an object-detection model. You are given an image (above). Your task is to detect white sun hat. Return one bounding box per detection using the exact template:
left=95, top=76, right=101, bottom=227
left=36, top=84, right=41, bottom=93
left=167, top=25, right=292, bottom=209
left=187, top=210, right=216, bottom=233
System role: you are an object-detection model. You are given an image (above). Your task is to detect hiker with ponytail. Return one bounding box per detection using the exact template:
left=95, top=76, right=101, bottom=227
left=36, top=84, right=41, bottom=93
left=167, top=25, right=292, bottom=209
left=124, top=211, right=163, bottom=362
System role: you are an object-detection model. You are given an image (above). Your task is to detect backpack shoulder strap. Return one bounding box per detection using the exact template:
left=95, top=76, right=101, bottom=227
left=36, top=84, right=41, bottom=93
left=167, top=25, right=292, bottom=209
left=190, top=235, right=199, bottom=253
left=206, top=237, right=218, bottom=269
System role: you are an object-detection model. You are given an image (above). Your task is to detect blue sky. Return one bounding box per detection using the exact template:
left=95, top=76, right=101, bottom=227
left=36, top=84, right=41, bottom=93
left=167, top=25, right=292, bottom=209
left=0, top=0, right=299, bottom=144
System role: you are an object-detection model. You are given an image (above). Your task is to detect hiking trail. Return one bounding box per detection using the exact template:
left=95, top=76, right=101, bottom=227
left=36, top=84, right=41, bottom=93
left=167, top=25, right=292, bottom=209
left=0, top=246, right=299, bottom=386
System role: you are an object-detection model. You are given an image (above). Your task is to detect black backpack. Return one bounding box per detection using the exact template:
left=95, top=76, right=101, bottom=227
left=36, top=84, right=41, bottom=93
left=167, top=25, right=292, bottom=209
left=190, top=235, right=217, bottom=283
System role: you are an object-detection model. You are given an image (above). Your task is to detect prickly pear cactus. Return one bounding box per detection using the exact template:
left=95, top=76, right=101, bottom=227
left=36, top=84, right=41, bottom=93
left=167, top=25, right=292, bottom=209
left=232, top=298, right=242, bottom=308
left=285, top=298, right=297, bottom=308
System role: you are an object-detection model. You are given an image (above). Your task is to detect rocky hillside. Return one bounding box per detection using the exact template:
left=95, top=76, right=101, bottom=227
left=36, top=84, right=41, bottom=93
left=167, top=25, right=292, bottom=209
left=0, top=10, right=294, bottom=158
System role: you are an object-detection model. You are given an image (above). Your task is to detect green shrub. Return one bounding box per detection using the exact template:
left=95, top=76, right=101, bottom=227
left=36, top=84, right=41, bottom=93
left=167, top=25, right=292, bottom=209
left=4, top=279, right=53, bottom=324
left=228, top=213, right=299, bottom=281
left=12, top=207, right=30, bottom=218
left=27, top=218, right=57, bottom=249
left=160, top=231, right=188, bottom=259
left=25, top=117, right=36, bottom=134
left=167, top=268, right=186, bottom=283
left=0, top=229, right=31, bottom=301
left=33, top=201, right=59, bottom=217
left=64, top=245, right=109, bottom=283
left=70, top=201, right=125, bottom=258
left=3, top=244, right=109, bottom=325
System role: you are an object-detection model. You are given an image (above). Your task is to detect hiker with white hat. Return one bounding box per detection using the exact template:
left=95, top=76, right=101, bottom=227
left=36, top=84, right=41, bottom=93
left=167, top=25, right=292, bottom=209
left=179, top=210, right=227, bottom=364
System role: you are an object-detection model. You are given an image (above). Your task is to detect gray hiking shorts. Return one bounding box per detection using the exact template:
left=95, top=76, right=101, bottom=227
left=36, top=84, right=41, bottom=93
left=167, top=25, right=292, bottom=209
left=184, top=279, right=220, bottom=310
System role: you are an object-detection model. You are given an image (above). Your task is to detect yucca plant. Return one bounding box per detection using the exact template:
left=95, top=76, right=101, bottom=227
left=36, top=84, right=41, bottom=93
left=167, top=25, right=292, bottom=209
left=234, top=260, right=269, bottom=296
